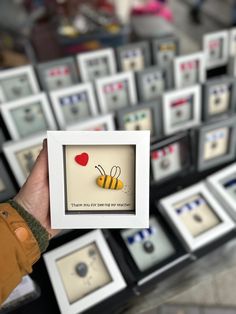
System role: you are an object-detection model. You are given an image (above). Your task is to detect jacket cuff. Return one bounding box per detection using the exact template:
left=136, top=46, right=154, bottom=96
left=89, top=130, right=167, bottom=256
left=7, top=200, right=49, bottom=253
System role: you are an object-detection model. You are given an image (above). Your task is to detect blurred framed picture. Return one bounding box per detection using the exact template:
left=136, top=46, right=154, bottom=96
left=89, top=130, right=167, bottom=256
left=202, top=76, right=236, bottom=121
left=3, top=134, right=44, bottom=186
left=116, top=41, right=150, bottom=72
left=151, top=132, right=193, bottom=184
left=229, top=27, right=236, bottom=57
left=77, top=48, right=116, bottom=82
left=37, top=57, right=79, bottom=91
left=0, top=93, right=57, bottom=140
left=0, top=65, right=39, bottom=102
left=43, top=230, right=126, bottom=314
left=162, top=85, right=201, bottom=136
left=159, top=182, right=235, bottom=251
left=49, top=83, right=98, bottom=129
left=207, top=163, right=236, bottom=220
left=0, top=157, right=16, bottom=201
left=136, top=66, right=170, bottom=101
left=95, top=72, right=137, bottom=114
left=47, top=130, right=150, bottom=229
left=174, top=52, right=205, bottom=89
left=203, top=30, right=229, bottom=70
left=197, top=116, right=236, bottom=171
left=117, top=214, right=189, bottom=286
left=152, top=36, right=180, bottom=70
left=66, top=114, right=115, bottom=131
left=116, top=100, right=162, bottom=140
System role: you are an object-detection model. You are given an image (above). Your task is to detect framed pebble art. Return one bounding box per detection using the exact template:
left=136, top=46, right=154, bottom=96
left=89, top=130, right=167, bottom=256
left=47, top=130, right=150, bottom=229
left=44, top=229, right=126, bottom=314
left=77, top=48, right=116, bottom=82
left=159, top=182, right=235, bottom=251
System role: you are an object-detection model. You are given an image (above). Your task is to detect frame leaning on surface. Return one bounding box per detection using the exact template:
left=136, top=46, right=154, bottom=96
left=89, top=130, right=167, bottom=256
left=43, top=229, right=126, bottom=314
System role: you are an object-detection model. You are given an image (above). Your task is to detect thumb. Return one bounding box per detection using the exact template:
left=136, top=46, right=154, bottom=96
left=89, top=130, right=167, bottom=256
left=27, top=139, right=48, bottom=184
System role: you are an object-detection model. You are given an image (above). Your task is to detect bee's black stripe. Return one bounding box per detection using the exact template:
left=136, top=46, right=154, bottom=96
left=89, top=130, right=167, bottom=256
left=115, top=178, right=119, bottom=190
left=109, top=177, right=114, bottom=189
left=103, top=175, right=108, bottom=188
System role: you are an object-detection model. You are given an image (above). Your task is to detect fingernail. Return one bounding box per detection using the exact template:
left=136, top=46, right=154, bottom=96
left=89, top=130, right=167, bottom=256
left=43, top=139, right=47, bottom=149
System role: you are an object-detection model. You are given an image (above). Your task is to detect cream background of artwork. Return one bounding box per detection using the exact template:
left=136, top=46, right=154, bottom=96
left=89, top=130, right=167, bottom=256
left=56, top=243, right=112, bottom=304
left=174, top=194, right=220, bottom=237
left=65, top=145, right=135, bottom=212
left=121, top=51, right=144, bottom=72
left=204, top=127, right=229, bottom=161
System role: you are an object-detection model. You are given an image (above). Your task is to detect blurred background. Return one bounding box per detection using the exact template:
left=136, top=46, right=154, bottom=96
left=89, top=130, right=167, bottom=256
left=0, top=0, right=234, bottom=67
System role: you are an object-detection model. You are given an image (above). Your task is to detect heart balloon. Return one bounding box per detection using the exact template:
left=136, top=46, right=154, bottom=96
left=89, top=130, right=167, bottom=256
left=75, top=153, right=89, bottom=166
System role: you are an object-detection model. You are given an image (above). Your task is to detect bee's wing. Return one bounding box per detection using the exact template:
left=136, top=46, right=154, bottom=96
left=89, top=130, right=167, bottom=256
left=110, top=166, right=121, bottom=178
left=110, top=166, right=117, bottom=178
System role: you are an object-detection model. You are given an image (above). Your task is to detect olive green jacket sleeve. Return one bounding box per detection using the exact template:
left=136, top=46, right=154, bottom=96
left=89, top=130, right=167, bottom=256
left=0, top=201, right=49, bottom=305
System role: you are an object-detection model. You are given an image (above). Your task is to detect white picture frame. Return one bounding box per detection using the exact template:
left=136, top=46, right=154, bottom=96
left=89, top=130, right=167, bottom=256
left=95, top=71, right=137, bottom=114
left=49, top=83, right=98, bottom=129
left=203, top=30, right=229, bottom=70
left=174, top=52, right=206, bottom=89
left=47, top=130, right=150, bottom=229
left=3, top=133, right=45, bottom=186
left=0, top=65, right=39, bottom=102
left=77, top=48, right=117, bottom=82
left=159, top=182, right=235, bottom=252
left=43, top=229, right=126, bottom=314
left=66, top=114, right=115, bottom=131
left=162, top=85, right=201, bottom=136
left=207, top=163, right=236, bottom=220
left=0, top=93, right=57, bottom=140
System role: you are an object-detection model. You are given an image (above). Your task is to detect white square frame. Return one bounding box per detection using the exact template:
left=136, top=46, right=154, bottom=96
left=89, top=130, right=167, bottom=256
left=174, top=52, right=206, bottom=89
left=66, top=114, right=115, bottom=131
left=43, top=229, right=126, bottom=314
left=162, top=85, right=201, bottom=136
left=207, top=163, right=236, bottom=220
left=3, top=133, right=45, bottom=186
left=0, top=93, right=57, bottom=140
left=159, top=182, right=235, bottom=252
left=49, top=83, right=98, bottom=129
left=77, top=48, right=116, bottom=82
left=0, top=65, right=39, bottom=103
left=95, top=71, right=137, bottom=114
left=47, top=130, right=150, bottom=229
left=203, top=30, right=229, bottom=70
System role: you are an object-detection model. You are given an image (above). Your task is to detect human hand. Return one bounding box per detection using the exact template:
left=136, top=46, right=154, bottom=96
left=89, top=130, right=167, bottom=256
left=14, top=139, right=59, bottom=238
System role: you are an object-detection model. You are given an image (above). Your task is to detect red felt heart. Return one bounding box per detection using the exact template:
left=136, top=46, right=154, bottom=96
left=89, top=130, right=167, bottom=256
left=75, top=153, right=89, bottom=166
